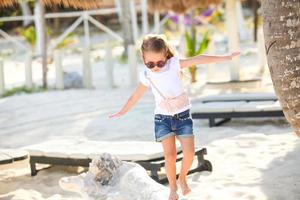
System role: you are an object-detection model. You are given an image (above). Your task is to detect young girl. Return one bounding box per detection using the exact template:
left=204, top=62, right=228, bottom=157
left=109, top=34, right=240, bottom=200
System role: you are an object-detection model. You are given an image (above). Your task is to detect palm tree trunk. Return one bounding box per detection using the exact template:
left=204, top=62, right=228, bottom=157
left=261, top=0, right=300, bottom=136
left=34, top=0, right=48, bottom=88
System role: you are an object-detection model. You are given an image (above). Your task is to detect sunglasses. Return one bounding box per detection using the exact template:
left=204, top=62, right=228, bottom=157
left=144, top=60, right=167, bottom=69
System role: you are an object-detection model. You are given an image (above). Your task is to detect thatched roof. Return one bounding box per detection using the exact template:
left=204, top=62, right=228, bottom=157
left=148, top=0, right=223, bottom=13
left=0, top=0, right=16, bottom=7
left=1, top=0, right=222, bottom=11
left=0, top=0, right=109, bottom=9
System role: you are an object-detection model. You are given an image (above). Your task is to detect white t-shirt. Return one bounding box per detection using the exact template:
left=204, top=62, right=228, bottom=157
left=139, top=56, right=191, bottom=115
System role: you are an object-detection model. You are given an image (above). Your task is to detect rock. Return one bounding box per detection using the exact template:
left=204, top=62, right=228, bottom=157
left=59, top=153, right=169, bottom=200
left=63, top=71, right=83, bottom=89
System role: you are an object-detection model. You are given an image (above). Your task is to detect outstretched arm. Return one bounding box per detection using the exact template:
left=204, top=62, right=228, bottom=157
left=179, top=51, right=240, bottom=69
left=109, top=83, right=148, bottom=118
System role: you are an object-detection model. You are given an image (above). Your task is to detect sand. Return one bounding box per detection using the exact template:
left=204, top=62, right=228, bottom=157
left=0, top=83, right=299, bottom=199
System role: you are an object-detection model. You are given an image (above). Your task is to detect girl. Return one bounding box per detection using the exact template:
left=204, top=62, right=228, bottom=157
left=109, top=34, right=240, bottom=200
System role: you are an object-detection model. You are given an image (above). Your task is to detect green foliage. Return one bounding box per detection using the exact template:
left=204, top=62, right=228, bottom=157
left=209, top=9, right=224, bottom=24
left=1, top=85, right=47, bottom=98
left=118, top=53, right=128, bottom=64
left=184, top=28, right=211, bottom=83
left=18, top=26, right=36, bottom=47
left=184, top=29, right=210, bottom=57
left=18, top=25, right=64, bottom=48
left=56, top=33, right=76, bottom=49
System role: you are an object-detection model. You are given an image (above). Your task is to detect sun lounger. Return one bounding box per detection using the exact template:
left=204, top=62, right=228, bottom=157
left=192, top=92, right=278, bottom=103
left=191, top=93, right=284, bottom=127
left=23, top=139, right=212, bottom=184
left=0, top=149, right=28, bottom=165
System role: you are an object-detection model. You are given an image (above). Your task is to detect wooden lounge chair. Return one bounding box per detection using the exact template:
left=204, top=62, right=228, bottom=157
left=192, top=92, right=278, bottom=103
left=0, top=149, right=28, bottom=165
left=191, top=93, right=284, bottom=127
left=23, top=139, right=212, bottom=184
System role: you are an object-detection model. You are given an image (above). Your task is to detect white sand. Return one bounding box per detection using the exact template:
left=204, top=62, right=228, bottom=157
left=0, top=85, right=299, bottom=199
left=189, top=131, right=300, bottom=200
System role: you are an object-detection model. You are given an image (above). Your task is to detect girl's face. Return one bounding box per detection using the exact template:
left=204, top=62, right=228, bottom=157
left=143, top=51, right=167, bottom=73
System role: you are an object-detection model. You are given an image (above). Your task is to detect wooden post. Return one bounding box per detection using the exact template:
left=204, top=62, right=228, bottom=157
left=252, top=0, right=259, bottom=42
left=0, top=59, right=4, bottom=96
left=114, top=0, right=123, bottom=22
left=225, top=0, right=241, bottom=81
left=129, top=0, right=139, bottom=42
left=20, top=1, right=32, bottom=26
left=34, top=0, right=48, bottom=88
left=154, top=11, right=160, bottom=33
left=141, top=0, right=149, bottom=34
left=236, top=0, right=247, bottom=41
left=179, top=14, right=185, bottom=35
left=128, top=45, right=137, bottom=87
left=105, top=45, right=115, bottom=88
left=207, top=37, right=217, bottom=82
left=257, top=27, right=267, bottom=75
left=120, top=0, right=134, bottom=56
left=54, top=49, right=64, bottom=89
left=25, top=51, right=33, bottom=88
left=83, top=12, right=92, bottom=89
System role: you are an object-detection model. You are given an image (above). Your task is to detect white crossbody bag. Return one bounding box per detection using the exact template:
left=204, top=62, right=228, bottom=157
left=144, top=71, right=190, bottom=114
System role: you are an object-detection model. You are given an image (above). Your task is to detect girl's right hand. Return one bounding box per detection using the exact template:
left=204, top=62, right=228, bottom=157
left=229, top=51, right=240, bottom=59
left=108, top=111, right=125, bottom=119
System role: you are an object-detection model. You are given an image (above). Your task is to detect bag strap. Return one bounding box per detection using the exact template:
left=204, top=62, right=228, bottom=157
left=144, top=71, right=167, bottom=99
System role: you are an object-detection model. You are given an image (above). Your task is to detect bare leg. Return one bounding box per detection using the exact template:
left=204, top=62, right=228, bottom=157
left=161, top=135, right=179, bottom=200
left=178, top=137, right=195, bottom=196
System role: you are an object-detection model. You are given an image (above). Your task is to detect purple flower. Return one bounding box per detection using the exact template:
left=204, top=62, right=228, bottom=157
left=167, top=13, right=179, bottom=23
left=201, top=7, right=214, bottom=17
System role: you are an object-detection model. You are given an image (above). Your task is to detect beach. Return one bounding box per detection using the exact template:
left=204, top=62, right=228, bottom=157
left=0, top=81, right=299, bottom=199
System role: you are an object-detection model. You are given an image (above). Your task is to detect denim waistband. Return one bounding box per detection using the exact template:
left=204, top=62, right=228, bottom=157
left=155, top=109, right=190, bottom=118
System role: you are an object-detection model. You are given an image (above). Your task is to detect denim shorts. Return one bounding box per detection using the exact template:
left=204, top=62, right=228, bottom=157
left=154, top=109, right=194, bottom=142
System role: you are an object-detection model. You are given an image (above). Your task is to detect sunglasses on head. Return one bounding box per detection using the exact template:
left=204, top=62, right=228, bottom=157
left=144, top=60, right=167, bottom=69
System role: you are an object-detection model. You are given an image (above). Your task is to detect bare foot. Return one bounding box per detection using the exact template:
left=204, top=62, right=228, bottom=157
left=178, top=177, right=191, bottom=196
left=169, top=190, right=179, bottom=200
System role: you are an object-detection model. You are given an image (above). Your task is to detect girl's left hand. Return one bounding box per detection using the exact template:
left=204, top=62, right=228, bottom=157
left=109, top=111, right=124, bottom=118
left=229, top=51, right=240, bottom=59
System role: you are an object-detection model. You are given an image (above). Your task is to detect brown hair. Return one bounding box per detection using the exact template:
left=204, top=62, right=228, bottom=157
left=141, top=34, right=174, bottom=59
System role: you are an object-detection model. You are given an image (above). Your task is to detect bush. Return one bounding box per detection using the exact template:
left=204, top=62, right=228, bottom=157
left=1, top=85, right=47, bottom=98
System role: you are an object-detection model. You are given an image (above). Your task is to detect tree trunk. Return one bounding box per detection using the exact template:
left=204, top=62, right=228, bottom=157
left=34, top=0, right=48, bottom=88
left=261, top=0, right=300, bottom=136
left=188, top=66, right=197, bottom=83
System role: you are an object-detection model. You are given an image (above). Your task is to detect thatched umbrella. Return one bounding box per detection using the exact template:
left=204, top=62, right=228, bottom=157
left=0, top=0, right=105, bottom=9
left=148, top=0, right=223, bottom=13
left=183, top=0, right=223, bottom=8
